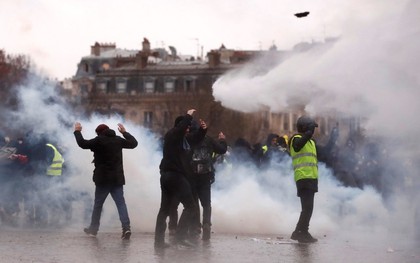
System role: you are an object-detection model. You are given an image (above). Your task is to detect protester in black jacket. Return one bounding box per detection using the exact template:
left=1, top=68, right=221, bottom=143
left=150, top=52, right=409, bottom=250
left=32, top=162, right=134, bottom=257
left=74, top=122, right=138, bottom=240
left=154, top=109, right=207, bottom=248
left=190, top=130, right=227, bottom=240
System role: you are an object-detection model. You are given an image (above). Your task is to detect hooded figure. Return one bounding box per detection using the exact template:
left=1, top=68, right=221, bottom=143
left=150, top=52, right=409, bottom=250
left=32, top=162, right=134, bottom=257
left=155, top=109, right=207, bottom=248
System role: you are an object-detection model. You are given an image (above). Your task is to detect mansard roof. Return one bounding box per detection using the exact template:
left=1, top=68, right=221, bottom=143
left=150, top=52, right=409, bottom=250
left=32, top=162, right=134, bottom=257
left=83, top=48, right=138, bottom=59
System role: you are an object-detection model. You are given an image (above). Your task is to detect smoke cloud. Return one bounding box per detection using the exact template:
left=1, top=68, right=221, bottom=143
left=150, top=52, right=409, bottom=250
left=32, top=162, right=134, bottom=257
left=212, top=0, right=420, bottom=241
left=0, top=1, right=418, bottom=248
left=3, top=74, right=402, bottom=240
left=213, top=0, right=420, bottom=137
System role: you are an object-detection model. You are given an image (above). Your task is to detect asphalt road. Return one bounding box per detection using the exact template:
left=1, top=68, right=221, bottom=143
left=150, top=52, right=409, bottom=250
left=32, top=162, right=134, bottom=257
left=0, top=227, right=418, bottom=263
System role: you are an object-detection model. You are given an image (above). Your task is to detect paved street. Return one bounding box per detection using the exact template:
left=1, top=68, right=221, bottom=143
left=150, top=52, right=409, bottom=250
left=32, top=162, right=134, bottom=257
left=0, top=228, right=418, bottom=263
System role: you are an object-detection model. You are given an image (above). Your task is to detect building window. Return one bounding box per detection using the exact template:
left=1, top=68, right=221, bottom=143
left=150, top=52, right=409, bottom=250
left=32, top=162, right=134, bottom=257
left=262, top=111, right=269, bottom=129
left=80, top=84, right=88, bottom=97
left=116, top=78, right=127, bottom=94
left=97, top=82, right=107, bottom=93
left=144, top=78, right=155, bottom=93
left=164, top=78, right=175, bottom=93
left=163, top=111, right=170, bottom=127
left=283, top=113, right=290, bottom=131
left=319, top=118, right=326, bottom=134
left=144, top=111, right=153, bottom=128
left=349, top=117, right=360, bottom=134
left=130, top=110, right=137, bottom=118
left=292, top=114, right=298, bottom=131
left=83, top=63, right=89, bottom=73
left=184, top=77, right=196, bottom=92
left=96, top=78, right=110, bottom=93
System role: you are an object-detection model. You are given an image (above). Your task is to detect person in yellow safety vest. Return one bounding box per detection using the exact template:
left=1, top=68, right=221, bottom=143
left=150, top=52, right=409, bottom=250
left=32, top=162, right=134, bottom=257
left=282, top=135, right=289, bottom=146
left=258, top=133, right=289, bottom=168
left=43, top=143, right=66, bottom=226
left=45, top=143, right=64, bottom=176
left=289, top=116, right=338, bottom=243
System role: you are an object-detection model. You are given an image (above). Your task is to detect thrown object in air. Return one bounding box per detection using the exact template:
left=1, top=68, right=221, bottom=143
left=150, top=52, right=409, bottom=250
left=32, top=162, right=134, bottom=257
left=294, top=11, right=310, bottom=18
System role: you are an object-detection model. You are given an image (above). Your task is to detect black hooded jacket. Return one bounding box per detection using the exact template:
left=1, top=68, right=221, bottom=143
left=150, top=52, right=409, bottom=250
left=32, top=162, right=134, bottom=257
left=74, top=128, right=138, bottom=186
left=159, top=114, right=207, bottom=174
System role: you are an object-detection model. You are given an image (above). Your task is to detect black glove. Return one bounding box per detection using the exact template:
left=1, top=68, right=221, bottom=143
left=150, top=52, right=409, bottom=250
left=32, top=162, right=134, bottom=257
left=210, top=174, right=215, bottom=184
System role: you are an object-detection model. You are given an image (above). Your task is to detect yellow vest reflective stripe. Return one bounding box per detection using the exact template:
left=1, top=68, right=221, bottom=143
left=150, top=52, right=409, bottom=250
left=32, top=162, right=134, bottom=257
left=46, top=143, right=64, bottom=176
left=290, top=135, right=318, bottom=182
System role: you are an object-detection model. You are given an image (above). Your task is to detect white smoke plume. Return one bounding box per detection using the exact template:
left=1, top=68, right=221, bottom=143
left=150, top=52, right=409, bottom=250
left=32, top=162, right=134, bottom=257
left=212, top=0, right=420, bottom=241
left=213, top=0, right=420, bottom=137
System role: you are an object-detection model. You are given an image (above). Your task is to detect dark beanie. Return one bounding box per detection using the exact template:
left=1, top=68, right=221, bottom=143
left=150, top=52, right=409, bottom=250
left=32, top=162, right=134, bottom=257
left=95, top=124, right=109, bottom=135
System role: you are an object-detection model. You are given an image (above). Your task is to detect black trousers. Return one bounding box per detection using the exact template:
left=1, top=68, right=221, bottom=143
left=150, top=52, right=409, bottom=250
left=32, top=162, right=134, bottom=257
left=194, top=174, right=212, bottom=226
left=168, top=173, right=213, bottom=232
left=155, top=171, right=198, bottom=243
left=295, top=188, right=315, bottom=232
left=168, top=197, right=179, bottom=231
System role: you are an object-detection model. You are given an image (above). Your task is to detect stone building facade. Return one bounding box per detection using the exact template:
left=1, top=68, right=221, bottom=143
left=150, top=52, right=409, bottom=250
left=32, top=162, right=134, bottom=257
left=69, top=38, right=349, bottom=144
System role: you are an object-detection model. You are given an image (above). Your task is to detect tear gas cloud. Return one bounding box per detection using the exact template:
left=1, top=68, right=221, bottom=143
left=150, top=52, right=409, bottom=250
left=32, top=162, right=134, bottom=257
left=3, top=73, right=412, bottom=241
left=213, top=0, right=420, bottom=137
left=1, top=0, right=418, bottom=244
left=211, top=0, right=420, bottom=240
left=2, top=76, right=164, bottom=231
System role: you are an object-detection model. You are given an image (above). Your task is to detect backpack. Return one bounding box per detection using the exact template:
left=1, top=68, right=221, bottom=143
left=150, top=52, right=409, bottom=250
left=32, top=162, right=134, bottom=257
left=191, top=139, right=214, bottom=174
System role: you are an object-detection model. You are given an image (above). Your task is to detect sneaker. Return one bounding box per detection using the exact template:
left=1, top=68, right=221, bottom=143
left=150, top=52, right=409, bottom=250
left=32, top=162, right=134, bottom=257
left=84, top=227, right=97, bottom=237
left=298, top=232, right=318, bottom=243
left=202, top=224, right=211, bottom=240
left=121, top=229, right=131, bottom=240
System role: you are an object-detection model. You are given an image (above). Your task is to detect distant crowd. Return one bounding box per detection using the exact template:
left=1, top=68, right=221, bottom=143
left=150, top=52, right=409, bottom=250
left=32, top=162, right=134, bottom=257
left=0, top=131, right=91, bottom=228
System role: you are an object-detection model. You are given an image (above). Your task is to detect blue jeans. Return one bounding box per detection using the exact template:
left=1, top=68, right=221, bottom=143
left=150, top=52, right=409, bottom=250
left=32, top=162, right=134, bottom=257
left=89, top=185, right=130, bottom=231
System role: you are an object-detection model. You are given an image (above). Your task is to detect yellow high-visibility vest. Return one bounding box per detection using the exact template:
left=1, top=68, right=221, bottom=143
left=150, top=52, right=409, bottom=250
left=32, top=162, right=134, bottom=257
left=262, top=145, right=268, bottom=154
left=46, top=143, right=64, bottom=176
left=290, top=135, right=318, bottom=182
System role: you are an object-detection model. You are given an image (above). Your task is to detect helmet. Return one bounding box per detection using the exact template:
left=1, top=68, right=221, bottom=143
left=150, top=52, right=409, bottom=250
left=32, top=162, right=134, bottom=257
left=296, top=116, right=318, bottom=133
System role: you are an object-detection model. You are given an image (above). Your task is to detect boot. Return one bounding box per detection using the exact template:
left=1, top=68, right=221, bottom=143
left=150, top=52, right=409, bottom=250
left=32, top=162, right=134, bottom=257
left=290, top=230, right=301, bottom=241
left=202, top=223, right=211, bottom=240
left=298, top=231, right=318, bottom=243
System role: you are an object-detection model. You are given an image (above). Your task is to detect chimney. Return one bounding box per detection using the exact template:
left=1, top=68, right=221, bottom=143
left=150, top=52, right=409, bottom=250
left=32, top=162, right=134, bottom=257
left=136, top=51, right=148, bottom=69
left=91, top=42, right=101, bottom=56
left=142, top=38, right=151, bottom=52
left=208, top=51, right=221, bottom=68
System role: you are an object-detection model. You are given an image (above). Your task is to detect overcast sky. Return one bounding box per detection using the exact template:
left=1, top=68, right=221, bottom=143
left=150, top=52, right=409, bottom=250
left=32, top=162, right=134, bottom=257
left=0, top=0, right=364, bottom=80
